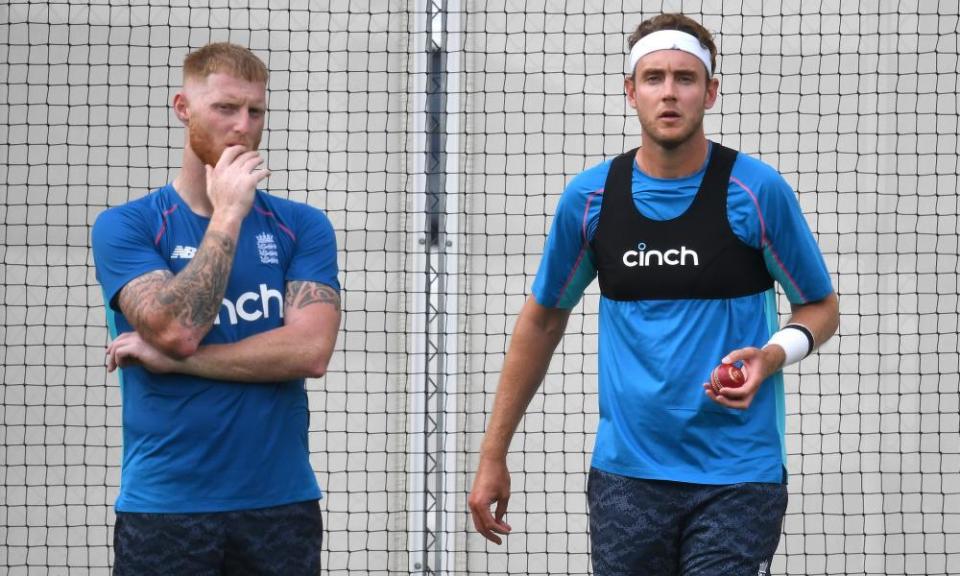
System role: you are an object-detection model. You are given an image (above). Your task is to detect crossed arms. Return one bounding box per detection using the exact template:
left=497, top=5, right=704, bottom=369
left=105, top=146, right=340, bottom=382
left=109, top=272, right=341, bottom=382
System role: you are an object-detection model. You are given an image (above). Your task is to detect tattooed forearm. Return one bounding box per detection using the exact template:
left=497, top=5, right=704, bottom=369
left=155, top=231, right=237, bottom=328
left=118, top=231, right=237, bottom=337
left=286, top=280, right=341, bottom=313
left=118, top=269, right=175, bottom=337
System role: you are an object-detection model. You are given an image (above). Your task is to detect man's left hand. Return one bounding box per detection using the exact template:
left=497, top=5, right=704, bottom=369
left=703, top=345, right=785, bottom=410
left=107, top=331, right=180, bottom=374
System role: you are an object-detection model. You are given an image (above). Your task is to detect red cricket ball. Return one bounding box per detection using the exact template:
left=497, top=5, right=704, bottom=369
left=710, top=363, right=745, bottom=394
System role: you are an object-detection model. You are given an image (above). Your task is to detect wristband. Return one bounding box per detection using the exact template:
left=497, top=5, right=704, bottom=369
left=763, top=324, right=814, bottom=367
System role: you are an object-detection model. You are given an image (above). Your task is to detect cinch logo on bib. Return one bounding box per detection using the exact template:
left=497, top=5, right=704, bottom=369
left=593, top=144, right=773, bottom=301
left=621, top=242, right=699, bottom=268
left=215, top=283, right=284, bottom=325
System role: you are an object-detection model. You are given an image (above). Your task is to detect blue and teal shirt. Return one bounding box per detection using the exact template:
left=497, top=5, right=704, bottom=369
left=532, top=144, right=834, bottom=484
left=92, top=184, right=339, bottom=512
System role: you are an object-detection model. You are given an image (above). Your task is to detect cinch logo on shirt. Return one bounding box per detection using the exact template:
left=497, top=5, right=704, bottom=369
left=621, top=242, right=699, bottom=267
left=171, top=245, right=197, bottom=259
left=215, top=283, right=284, bottom=325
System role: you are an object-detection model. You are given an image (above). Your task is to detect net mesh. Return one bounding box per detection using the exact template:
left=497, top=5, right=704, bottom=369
left=2, top=1, right=958, bottom=575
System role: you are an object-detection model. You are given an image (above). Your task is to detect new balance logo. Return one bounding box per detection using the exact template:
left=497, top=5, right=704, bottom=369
left=170, top=245, right=197, bottom=260
left=621, top=242, right=699, bottom=267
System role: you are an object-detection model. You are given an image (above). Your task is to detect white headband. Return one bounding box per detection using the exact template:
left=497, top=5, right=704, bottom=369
left=628, top=29, right=713, bottom=77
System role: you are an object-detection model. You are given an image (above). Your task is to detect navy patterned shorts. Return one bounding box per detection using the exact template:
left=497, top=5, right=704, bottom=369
left=588, top=468, right=787, bottom=576
left=113, top=500, right=323, bottom=576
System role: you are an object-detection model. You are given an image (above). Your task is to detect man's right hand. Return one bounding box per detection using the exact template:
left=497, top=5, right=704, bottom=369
left=468, top=457, right=513, bottom=544
left=205, top=145, right=270, bottom=220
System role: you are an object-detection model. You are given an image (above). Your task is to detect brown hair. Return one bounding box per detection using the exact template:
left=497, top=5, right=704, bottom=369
left=627, top=13, right=717, bottom=77
left=183, top=42, right=269, bottom=84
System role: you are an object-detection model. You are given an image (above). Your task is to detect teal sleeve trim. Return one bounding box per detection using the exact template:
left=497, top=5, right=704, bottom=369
left=555, top=248, right=598, bottom=309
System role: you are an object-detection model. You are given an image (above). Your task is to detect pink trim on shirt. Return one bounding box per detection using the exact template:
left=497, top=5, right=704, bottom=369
left=730, top=176, right=766, bottom=244
left=581, top=188, right=603, bottom=244
left=254, top=206, right=297, bottom=241
left=556, top=188, right=603, bottom=305
left=154, top=205, right=179, bottom=245
left=730, top=176, right=808, bottom=302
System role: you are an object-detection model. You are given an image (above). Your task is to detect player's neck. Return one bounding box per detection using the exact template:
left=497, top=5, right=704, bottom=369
left=636, top=135, right=709, bottom=179
left=172, top=147, right=215, bottom=217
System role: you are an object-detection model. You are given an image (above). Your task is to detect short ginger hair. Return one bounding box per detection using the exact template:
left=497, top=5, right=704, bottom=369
left=182, top=42, right=269, bottom=84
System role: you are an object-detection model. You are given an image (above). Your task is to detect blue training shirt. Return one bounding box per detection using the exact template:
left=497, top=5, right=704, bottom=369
left=91, top=184, right=339, bottom=512
left=532, top=144, right=834, bottom=484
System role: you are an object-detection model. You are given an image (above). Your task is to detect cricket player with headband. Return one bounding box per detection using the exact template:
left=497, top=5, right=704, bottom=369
left=469, top=13, right=839, bottom=575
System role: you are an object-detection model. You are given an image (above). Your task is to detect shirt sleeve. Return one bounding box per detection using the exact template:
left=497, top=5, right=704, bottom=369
left=531, top=165, right=607, bottom=309
left=90, top=205, right=170, bottom=311
left=756, top=172, right=835, bottom=304
left=287, top=205, right=340, bottom=292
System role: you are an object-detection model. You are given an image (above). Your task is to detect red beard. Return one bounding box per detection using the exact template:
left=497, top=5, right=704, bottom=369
left=188, top=116, right=260, bottom=166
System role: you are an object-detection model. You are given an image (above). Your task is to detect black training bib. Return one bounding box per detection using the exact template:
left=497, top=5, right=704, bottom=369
left=591, top=142, right=773, bottom=301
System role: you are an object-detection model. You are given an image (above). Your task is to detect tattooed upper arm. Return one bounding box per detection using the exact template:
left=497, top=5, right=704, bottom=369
left=285, top=280, right=341, bottom=313
left=116, top=269, right=175, bottom=334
